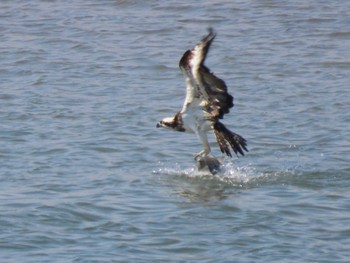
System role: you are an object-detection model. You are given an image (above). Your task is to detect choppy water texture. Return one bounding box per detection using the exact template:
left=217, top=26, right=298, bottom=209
left=1, top=0, right=350, bottom=262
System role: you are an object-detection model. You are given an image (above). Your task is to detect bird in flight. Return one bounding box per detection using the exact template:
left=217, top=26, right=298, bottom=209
left=157, top=28, right=248, bottom=159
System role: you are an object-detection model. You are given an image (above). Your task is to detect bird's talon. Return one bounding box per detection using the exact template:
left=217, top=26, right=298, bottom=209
left=193, top=150, right=209, bottom=160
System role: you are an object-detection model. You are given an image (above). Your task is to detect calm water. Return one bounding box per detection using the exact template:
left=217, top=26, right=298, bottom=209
left=1, top=0, right=350, bottom=262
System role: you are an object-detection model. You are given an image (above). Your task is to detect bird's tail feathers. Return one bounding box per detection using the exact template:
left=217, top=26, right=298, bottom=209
left=213, top=122, right=248, bottom=157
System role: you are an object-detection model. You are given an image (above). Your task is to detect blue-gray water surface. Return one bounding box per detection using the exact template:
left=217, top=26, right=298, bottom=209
left=1, top=1, right=350, bottom=262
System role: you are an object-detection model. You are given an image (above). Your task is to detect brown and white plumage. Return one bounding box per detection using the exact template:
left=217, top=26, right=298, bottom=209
left=157, top=28, right=248, bottom=158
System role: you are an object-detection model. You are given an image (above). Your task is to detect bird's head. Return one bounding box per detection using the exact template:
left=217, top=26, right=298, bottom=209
left=157, top=113, right=185, bottom=132
left=156, top=117, right=176, bottom=130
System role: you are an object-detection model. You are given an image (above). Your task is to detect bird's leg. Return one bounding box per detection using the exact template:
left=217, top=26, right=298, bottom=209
left=193, top=131, right=211, bottom=160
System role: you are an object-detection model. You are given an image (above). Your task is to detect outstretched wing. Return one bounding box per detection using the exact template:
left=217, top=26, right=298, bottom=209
left=179, top=28, right=234, bottom=119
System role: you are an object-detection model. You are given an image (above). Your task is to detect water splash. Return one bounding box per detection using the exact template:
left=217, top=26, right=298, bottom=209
left=153, top=162, right=266, bottom=188
left=153, top=160, right=284, bottom=189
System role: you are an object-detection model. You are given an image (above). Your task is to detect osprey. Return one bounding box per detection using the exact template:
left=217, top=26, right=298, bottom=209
left=157, top=29, right=248, bottom=158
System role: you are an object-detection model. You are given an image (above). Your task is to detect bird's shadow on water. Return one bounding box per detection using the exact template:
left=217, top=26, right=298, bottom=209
left=153, top=160, right=298, bottom=203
